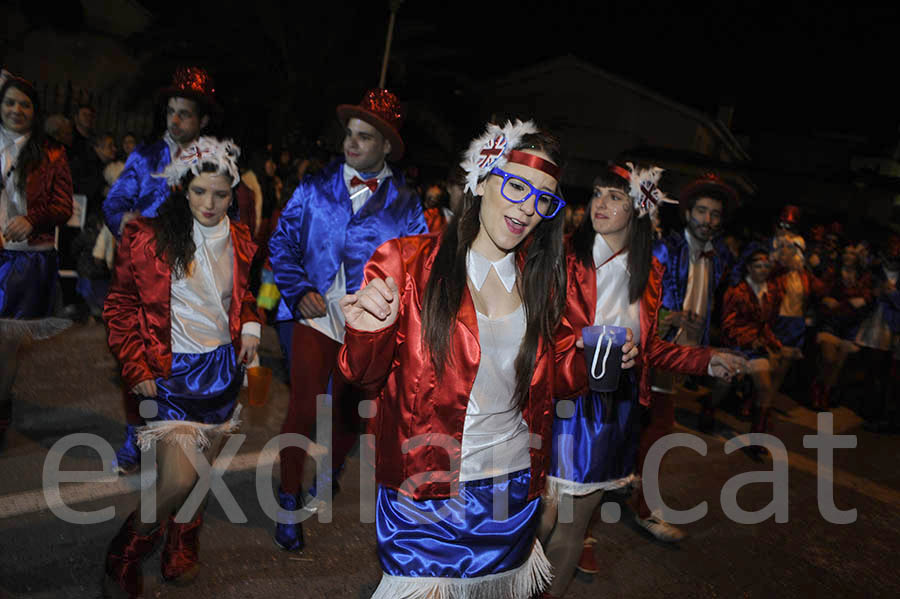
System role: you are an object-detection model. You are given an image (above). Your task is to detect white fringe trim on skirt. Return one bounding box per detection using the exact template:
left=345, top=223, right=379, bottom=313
left=369, top=538, right=553, bottom=599
left=544, top=473, right=639, bottom=504
left=136, top=404, right=243, bottom=452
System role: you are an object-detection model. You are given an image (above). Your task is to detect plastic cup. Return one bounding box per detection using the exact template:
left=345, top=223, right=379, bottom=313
left=247, top=366, right=273, bottom=407
left=582, top=325, right=628, bottom=392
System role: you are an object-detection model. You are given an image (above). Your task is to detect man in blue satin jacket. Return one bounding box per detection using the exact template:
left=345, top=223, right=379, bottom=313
left=268, top=89, right=427, bottom=551
left=103, top=67, right=218, bottom=237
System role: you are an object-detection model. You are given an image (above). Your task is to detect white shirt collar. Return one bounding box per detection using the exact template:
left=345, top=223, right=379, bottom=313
left=467, top=248, right=517, bottom=293
left=343, top=162, right=393, bottom=194
left=193, top=215, right=230, bottom=244
left=745, top=275, right=767, bottom=300
left=592, top=234, right=628, bottom=270
left=684, top=228, right=714, bottom=261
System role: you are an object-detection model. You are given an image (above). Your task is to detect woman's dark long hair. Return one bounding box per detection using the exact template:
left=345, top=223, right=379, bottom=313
left=572, top=164, right=653, bottom=303
left=151, top=163, right=231, bottom=278
left=421, top=130, right=567, bottom=407
left=1, top=78, right=46, bottom=194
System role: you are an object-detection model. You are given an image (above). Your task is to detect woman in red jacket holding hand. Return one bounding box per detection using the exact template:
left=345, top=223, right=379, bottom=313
left=102, top=137, right=260, bottom=597
left=0, top=74, right=73, bottom=449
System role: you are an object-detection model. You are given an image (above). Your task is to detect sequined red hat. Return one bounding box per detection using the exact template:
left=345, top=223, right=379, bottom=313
left=336, top=89, right=405, bottom=161
left=679, top=173, right=739, bottom=219
left=779, top=204, right=801, bottom=228
left=156, top=67, right=221, bottom=116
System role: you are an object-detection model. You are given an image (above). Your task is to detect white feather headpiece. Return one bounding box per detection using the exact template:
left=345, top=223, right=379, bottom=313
left=460, top=119, right=539, bottom=193
left=620, top=162, right=678, bottom=218
left=155, top=136, right=241, bottom=188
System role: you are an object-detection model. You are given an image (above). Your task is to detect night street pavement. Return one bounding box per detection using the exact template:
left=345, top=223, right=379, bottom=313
left=1, top=320, right=899, bottom=598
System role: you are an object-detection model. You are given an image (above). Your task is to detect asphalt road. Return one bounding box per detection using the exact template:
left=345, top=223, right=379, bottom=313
left=1, top=320, right=899, bottom=598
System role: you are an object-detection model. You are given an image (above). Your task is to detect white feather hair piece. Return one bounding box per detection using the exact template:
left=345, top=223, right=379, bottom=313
left=624, top=162, right=678, bottom=218
left=155, top=136, right=242, bottom=188
left=461, top=119, right=539, bottom=193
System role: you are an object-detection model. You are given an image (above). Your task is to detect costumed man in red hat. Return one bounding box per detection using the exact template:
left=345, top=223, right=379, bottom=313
left=767, top=205, right=828, bottom=397
left=102, top=67, right=221, bottom=475
left=631, top=173, right=737, bottom=542
left=268, top=89, right=427, bottom=551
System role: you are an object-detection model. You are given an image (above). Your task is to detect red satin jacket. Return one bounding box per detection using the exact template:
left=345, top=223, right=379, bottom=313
left=556, top=241, right=712, bottom=407
left=338, top=234, right=578, bottom=501
left=721, top=280, right=782, bottom=352
left=9, top=142, right=73, bottom=248
left=104, top=218, right=260, bottom=390
left=422, top=206, right=448, bottom=235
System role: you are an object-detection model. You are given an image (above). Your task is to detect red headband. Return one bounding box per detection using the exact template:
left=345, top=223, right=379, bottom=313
left=506, top=149, right=561, bottom=180
left=610, top=165, right=631, bottom=181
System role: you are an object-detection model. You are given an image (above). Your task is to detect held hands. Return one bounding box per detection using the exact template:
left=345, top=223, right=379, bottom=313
left=576, top=327, right=639, bottom=369
left=339, top=276, right=400, bottom=332
left=131, top=379, right=158, bottom=398
left=238, top=333, right=260, bottom=364
left=3, top=216, right=33, bottom=242
left=297, top=291, right=327, bottom=319
left=708, top=351, right=749, bottom=381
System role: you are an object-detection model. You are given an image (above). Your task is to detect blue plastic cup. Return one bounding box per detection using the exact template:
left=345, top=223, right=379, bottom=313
left=582, top=325, right=628, bottom=392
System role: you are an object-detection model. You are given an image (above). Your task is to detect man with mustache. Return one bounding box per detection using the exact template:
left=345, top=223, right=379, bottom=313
left=629, top=174, right=737, bottom=542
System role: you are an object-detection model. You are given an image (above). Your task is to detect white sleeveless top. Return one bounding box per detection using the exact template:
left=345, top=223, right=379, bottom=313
left=459, top=250, right=532, bottom=482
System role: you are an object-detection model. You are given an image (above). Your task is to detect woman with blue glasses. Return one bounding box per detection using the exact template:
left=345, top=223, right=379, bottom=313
left=337, top=120, right=636, bottom=598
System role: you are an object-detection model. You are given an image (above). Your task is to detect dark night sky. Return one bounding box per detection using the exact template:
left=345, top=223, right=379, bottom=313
left=388, top=1, right=898, bottom=139
left=43, top=0, right=898, bottom=143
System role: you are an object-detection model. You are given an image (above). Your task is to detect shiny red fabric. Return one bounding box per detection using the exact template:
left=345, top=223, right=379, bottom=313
left=422, top=207, right=447, bottom=235
left=105, top=512, right=163, bottom=596
left=16, top=142, right=73, bottom=248
left=338, top=235, right=571, bottom=501
left=104, top=218, right=260, bottom=390
left=555, top=242, right=713, bottom=407
left=161, top=514, right=203, bottom=582
left=721, top=280, right=781, bottom=352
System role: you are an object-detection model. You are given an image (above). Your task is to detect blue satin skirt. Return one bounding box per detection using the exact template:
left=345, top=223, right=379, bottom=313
left=376, top=469, right=539, bottom=580
left=551, top=371, right=638, bottom=486
left=149, top=344, right=241, bottom=425
left=0, top=249, right=58, bottom=319
left=773, top=315, right=806, bottom=348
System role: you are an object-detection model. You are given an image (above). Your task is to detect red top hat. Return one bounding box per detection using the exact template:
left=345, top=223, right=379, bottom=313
left=336, top=89, right=405, bottom=161
left=779, top=204, right=801, bottom=227
left=679, top=173, right=740, bottom=218
left=156, top=67, right=221, bottom=116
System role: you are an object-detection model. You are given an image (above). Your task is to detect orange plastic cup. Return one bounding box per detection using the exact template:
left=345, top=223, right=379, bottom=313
left=247, top=366, right=273, bottom=407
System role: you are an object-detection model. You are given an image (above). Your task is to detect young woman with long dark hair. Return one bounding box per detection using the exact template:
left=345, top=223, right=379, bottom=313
left=337, top=120, right=632, bottom=598
left=538, top=163, right=746, bottom=597
left=102, top=137, right=260, bottom=597
left=0, top=74, right=73, bottom=449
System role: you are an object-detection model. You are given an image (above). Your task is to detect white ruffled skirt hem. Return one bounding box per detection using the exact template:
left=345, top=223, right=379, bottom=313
left=369, top=538, right=552, bottom=599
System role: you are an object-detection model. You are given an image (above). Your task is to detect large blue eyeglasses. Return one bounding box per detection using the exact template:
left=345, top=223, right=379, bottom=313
left=490, top=167, right=565, bottom=219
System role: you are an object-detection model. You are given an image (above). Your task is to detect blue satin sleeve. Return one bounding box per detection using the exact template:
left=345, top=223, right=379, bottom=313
left=403, top=193, right=428, bottom=237
left=269, top=184, right=316, bottom=321
left=103, top=142, right=169, bottom=237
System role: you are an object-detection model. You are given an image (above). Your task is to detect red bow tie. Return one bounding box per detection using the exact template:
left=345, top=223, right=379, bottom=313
left=350, top=175, right=379, bottom=193
left=696, top=249, right=717, bottom=261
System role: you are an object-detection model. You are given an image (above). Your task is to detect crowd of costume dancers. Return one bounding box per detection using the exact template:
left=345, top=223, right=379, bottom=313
left=1, top=66, right=897, bottom=598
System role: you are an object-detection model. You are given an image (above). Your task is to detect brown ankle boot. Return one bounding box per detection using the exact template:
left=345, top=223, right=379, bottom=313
left=161, top=514, right=203, bottom=584
left=105, top=512, right=162, bottom=597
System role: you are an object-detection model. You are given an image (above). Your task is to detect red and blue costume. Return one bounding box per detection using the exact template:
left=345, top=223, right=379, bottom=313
left=339, top=234, right=577, bottom=598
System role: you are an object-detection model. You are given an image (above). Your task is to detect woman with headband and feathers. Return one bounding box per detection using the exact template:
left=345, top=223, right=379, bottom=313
left=102, top=137, right=260, bottom=597
left=538, top=163, right=747, bottom=597
left=337, top=120, right=637, bottom=598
